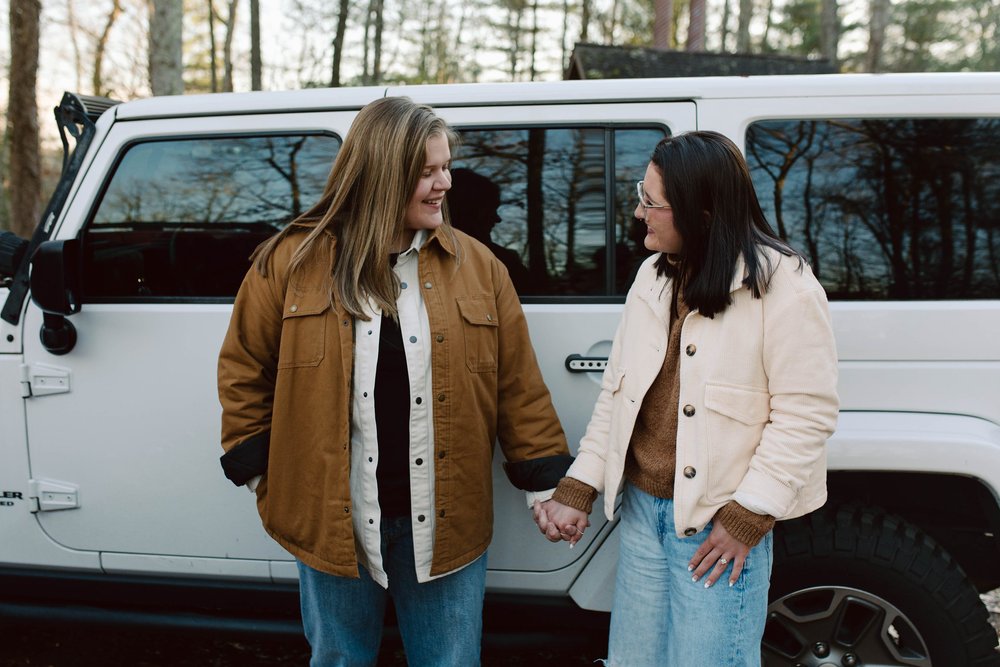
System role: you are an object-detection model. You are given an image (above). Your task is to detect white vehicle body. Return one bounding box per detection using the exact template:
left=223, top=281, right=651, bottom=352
left=1, top=73, right=998, bottom=665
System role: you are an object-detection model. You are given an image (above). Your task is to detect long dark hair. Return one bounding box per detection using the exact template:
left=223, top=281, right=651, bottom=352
left=650, top=130, right=802, bottom=318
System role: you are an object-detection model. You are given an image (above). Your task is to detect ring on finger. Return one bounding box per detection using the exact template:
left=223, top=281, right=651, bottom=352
left=719, top=557, right=728, bottom=566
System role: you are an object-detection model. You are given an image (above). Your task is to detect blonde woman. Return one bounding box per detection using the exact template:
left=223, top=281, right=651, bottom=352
left=218, top=97, right=571, bottom=666
left=536, top=131, right=839, bottom=667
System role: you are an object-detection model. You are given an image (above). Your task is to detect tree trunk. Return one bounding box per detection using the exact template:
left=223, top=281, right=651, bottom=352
left=866, top=0, right=890, bottom=72
left=361, top=0, right=372, bottom=83
left=149, top=0, right=183, bottom=95
left=222, top=0, right=239, bottom=92
left=372, top=0, right=384, bottom=84
left=579, top=0, right=590, bottom=43
left=560, top=0, right=570, bottom=72
left=720, top=0, right=731, bottom=51
left=331, top=0, right=349, bottom=86
left=762, top=0, right=775, bottom=51
left=686, top=0, right=706, bottom=51
left=93, top=0, right=123, bottom=97
left=653, top=0, right=673, bottom=49
left=207, top=0, right=218, bottom=92
left=67, top=0, right=84, bottom=92
left=250, top=0, right=261, bottom=90
left=820, top=0, right=840, bottom=66
left=8, top=0, right=41, bottom=238
left=529, top=0, right=538, bottom=81
left=737, top=0, right=752, bottom=52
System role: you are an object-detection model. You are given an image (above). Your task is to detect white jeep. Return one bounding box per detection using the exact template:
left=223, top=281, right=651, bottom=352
left=1, top=73, right=999, bottom=666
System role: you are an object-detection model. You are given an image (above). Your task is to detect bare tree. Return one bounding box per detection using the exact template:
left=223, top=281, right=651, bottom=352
left=737, top=0, right=752, bottom=52
left=820, top=0, right=840, bottom=66
left=67, top=0, right=84, bottom=91
left=720, top=0, right=731, bottom=51
left=580, top=0, right=591, bottom=43
left=8, top=0, right=41, bottom=237
left=149, top=0, right=183, bottom=95
left=372, top=0, right=384, bottom=84
left=250, top=0, right=261, bottom=90
left=866, top=0, right=890, bottom=72
left=687, top=0, right=706, bottom=51
left=222, top=0, right=239, bottom=92
left=330, top=0, right=350, bottom=86
left=653, top=0, right=673, bottom=49
left=93, top=0, right=123, bottom=96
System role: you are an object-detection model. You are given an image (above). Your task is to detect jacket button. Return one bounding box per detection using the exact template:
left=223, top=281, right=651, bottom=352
left=289, top=305, right=298, bottom=313
left=486, top=314, right=493, bottom=321
left=683, top=466, right=696, bottom=479
left=683, top=404, right=696, bottom=417
left=424, top=282, right=432, bottom=289
left=686, top=344, right=696, bottom=356
left=439, top=510, right=446, bottom=518
left=344, top=506, right=350, bottom=514
left=436, top=334, right=444, bottom=343
left=418, top=514, right=426, bottom=522
left=415, top=458, right=423, bottom=466
left=437, top=393, right=445, bottom=402
left=684, top=527, right=696, bottom=536
left=342, top=319, right=349, bottom=327
left=438, top=451, right=446, bottom=459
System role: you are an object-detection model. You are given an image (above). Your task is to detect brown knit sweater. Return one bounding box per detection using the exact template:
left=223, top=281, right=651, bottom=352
left=552, top=294, right=774, bottom=547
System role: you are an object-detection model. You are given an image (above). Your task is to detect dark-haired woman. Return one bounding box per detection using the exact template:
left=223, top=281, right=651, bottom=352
left=535, top=130, right=839, bottom=667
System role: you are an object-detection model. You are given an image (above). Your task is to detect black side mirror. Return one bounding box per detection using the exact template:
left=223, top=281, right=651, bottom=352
left=30, top=239, right=81, bottom=355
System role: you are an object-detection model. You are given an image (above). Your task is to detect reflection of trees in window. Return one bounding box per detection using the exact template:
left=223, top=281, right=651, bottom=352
left=92, top=135, right=338, bottom=227
left=747, top=118, right=1000, bottom=300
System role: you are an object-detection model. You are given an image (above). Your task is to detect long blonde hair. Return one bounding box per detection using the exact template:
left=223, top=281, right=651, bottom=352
left=253, top=96, right=458, bottom=320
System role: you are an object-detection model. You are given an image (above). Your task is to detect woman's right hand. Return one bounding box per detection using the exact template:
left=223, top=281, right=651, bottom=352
left=533, top=499, right=590, bottom=546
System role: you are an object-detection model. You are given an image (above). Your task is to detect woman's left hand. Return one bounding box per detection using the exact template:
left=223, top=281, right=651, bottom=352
left=688, top=522, right=751, bottom=588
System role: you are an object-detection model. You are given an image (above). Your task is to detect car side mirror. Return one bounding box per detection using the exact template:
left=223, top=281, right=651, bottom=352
left=30, top=239, right=81, bottom=355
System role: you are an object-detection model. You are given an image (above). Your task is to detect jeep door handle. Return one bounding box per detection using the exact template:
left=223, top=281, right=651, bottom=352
left=565, top=354, right=609, bottom=373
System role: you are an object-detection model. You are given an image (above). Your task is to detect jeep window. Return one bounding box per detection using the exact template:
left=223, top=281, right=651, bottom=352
left=83, top=134, right=340, bottom=301
left=746, top=118, right=1000, bottom=300
left=453, top=126, right=664, bottom=299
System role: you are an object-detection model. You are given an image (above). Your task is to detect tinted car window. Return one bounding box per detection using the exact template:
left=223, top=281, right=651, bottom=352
left=747, top=118, right=1000, bottom=300
left=453, top=126, right=664, bottom=298
left=83, top=134, right=340, bottom=300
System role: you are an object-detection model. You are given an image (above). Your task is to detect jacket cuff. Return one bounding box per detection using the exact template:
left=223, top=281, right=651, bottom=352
left=220, top=430, right=270, bottom=486
left=551, top=477, right=597, bottom=514
left=714, top=501, right=775, bottom=548
left=503, top=454, right=574, bottom=492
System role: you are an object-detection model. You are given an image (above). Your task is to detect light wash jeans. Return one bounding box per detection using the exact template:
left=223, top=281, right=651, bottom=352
left=607, top=484, right=773, bottom=667
left=297, top=516, right=487, bottom=667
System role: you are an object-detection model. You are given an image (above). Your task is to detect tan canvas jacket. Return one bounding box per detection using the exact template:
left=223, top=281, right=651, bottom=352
left=218, top=225, right=570, bottom=578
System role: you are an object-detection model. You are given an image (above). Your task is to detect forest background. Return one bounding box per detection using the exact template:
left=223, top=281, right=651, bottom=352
left=1, top=0, right=999, bottom=237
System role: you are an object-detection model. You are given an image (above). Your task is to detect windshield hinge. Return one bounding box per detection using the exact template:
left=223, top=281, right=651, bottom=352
left=28, top=479, right=80, bottom=512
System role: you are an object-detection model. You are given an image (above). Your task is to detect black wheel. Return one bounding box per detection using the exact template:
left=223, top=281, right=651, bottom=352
left=764, top=504, right=1000, bottom=667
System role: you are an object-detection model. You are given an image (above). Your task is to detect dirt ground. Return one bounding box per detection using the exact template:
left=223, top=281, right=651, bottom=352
left=2, top=593, right=997, bottom=665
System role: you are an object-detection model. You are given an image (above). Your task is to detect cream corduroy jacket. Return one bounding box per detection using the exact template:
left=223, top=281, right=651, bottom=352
left=567, top=248, right=839, bottom=537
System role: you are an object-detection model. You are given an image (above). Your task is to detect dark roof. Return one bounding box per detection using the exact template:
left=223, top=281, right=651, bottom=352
left=565, top=43, right=838, bottom=80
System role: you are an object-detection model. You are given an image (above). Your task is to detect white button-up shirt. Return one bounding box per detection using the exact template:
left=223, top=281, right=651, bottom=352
left=348, top=229, right=452, bottom=587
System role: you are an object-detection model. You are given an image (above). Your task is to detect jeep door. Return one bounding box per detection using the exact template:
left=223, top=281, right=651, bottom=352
left=20, top=104, right=366, bottom=580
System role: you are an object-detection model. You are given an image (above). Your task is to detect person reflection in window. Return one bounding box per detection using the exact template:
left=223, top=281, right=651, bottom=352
left=449, top=168, right=531, bottom=294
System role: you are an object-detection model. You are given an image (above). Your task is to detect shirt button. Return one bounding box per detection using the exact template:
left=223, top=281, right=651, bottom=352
left=415, top=458, right=423, bottom=466
left=436, top=334, right=444, bottom=343
left=289, top=305, right=298, bottom=313
left=424, top=282, right=432, bottom=289
left=368, top=457, right=373, bottom=463
left=363, top=391, right=368, bottom=397
left=683, top=404, right=696, bottom=417
left=415, top=397, right=423, bottom=405
left=684, top=527, right=697, bottom=536
left=368, top=518, right=374, bottom=524
left=683, top=466, right=696, bottom=479
left=401, top=282, right=408, bottom=289
left=368, top=330, right=373, bottom=335
left=417, top=514, right=426, bottom=522
left=409, top=335, right=417, bottom=343
left=686, top=344, right=697, bottom=356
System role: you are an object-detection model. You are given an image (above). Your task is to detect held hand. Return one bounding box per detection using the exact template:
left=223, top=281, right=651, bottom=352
left=532, top=499, right=590, bottom=546
left=688, top=521, right=752, bottom=588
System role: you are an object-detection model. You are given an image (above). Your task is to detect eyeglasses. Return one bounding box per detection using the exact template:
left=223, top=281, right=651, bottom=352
left=636, top=181, right=671, bottom=211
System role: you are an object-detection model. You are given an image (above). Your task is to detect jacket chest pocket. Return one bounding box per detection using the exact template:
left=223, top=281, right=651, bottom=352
left=456, top=295, right=499, bottom=373
left=278, top=290, right=332, bottom=369
left=703, top=383, right=771, bottom=501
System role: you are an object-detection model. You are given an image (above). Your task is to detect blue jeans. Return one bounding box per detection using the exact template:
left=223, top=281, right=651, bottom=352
left=607, top=484, right=773, bottom=667
left=297, top=516, right=487, bottom=667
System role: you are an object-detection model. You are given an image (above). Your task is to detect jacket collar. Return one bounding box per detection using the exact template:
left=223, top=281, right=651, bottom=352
left=425, top=225, right=458, bottom=257
left=637, top=253, right=749, bottom=323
